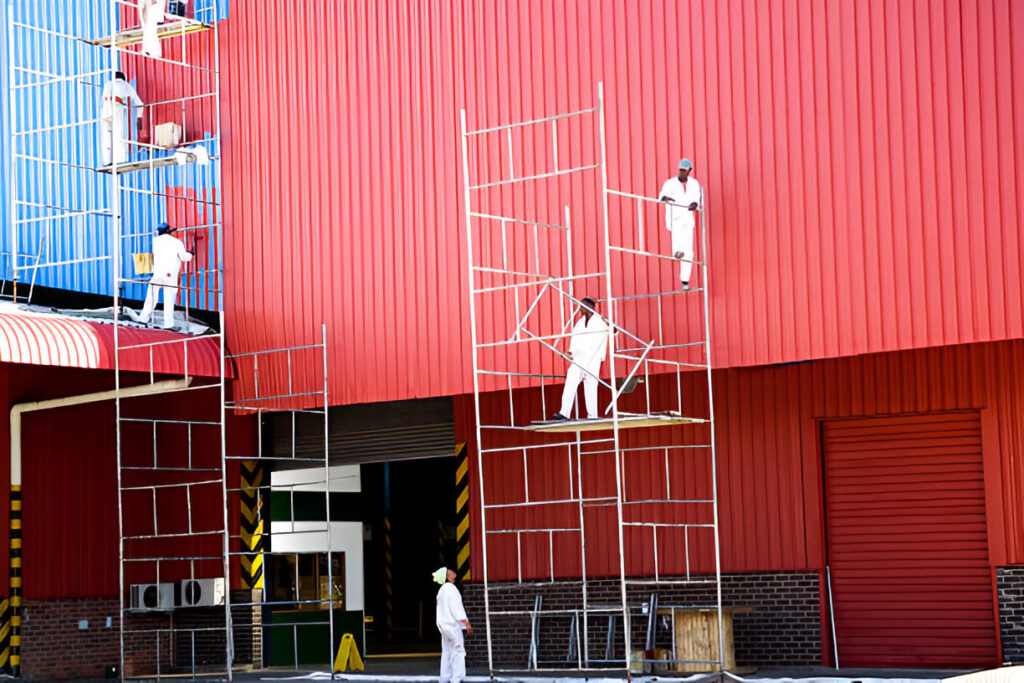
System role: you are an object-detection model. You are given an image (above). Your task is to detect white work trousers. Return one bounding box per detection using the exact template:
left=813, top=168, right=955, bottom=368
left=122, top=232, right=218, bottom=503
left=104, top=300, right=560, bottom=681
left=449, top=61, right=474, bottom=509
left=671, top=223, right=695, bottom=283
left=559, top=364, right=599, bottom=419
left=439, top=626, right=466, bottom=683
left=139, top=0, right=166, bottom=58
left=139, top=281, right=178, bottom=328
left=100, top=114, right=130, bottom=166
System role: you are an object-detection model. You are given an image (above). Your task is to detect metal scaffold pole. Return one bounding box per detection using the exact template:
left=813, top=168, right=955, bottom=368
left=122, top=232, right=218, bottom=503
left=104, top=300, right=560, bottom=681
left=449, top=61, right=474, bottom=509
left=460, top=81, right=723, bottom=676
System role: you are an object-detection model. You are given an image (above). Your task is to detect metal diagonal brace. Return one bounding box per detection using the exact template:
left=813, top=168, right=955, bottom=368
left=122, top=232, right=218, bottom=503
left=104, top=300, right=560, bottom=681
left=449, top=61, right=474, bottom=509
left=520, top=329, right=614, bottom=393
left=604, top=339, right=654, bottom=415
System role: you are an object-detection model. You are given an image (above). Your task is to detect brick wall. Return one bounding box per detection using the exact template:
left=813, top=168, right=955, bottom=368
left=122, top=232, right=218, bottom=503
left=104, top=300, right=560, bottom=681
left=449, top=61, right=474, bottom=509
left=997, top=567, right=1024, bottom=664
left=21, top=591, right=263, bottom=679
left=462, top=572, right=821, bottom=669
left=21, top=597, right=121, bottom=679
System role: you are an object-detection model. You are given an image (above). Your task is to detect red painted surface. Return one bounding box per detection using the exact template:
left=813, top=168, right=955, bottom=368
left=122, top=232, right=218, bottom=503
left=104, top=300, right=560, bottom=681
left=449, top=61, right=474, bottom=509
left=455, top=339, right=1024, bottom=581
left=0, top=311, right=224, bottom=378
left=219, top=0, right=1024, bottom=407
left=0, top=363, right=250, bottom=599
left=823, top=414, right=999, bottom=668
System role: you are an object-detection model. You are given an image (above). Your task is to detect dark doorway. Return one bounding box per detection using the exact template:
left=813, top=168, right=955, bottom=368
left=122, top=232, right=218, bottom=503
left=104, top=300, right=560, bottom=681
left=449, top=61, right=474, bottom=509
left=361, top=457, right=458, bottom=654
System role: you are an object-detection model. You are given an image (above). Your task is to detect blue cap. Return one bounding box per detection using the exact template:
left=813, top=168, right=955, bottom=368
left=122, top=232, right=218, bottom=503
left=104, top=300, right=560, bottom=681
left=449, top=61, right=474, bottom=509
left=679, top=158, right=693, bottom=170
left=157, top=222, right=172, bottom=233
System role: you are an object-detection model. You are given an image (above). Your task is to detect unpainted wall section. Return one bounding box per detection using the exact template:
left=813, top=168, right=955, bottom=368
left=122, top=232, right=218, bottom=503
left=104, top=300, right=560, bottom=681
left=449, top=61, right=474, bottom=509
left=455, top=339, right=1024, bottom=579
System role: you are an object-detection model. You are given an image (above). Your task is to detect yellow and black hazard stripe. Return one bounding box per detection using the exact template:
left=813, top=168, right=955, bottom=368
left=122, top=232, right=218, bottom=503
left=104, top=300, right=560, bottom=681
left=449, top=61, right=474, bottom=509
left=455, top=443, right=470, bottom=582
left=240, top=462, right=265, bottom=590
left=8, top=485, right=21, bottom=675
left=384, top=517, right=394, bottom=638
left=0, top=597, right=10, bottom=674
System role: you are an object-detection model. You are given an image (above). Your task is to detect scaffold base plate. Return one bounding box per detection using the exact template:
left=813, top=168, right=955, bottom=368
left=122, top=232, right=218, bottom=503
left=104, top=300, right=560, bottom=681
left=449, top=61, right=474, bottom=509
left=526, top=412, right=706, bottom=433
left=88, top=18, right=212, bottom=49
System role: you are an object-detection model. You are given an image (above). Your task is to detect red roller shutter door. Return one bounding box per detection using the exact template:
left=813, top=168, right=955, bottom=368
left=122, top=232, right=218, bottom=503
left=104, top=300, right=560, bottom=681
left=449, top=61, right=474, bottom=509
left=823, top=413, right=998, bottom=668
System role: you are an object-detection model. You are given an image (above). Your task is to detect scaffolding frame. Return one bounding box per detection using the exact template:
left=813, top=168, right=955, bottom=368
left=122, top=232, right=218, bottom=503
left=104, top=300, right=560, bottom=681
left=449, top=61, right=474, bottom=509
left=6, top=0, right=221, bottom=306
left=5, top=2, right=346, bottom=679
left=460, top=82, right=724, bottom=675
left=224, top=326, right=341, bottom=675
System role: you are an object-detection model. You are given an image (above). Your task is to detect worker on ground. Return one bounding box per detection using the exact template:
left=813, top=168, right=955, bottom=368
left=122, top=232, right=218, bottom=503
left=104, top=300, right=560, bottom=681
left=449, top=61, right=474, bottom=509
left=434, top=566, right=471, bottom=683
left=659, top=158, right=703, bottom=290
left=100, top=71, right=145, bottom=167
left=138, top=223, right=194, bottom=329
left=552, top=297, right=609, bottom=421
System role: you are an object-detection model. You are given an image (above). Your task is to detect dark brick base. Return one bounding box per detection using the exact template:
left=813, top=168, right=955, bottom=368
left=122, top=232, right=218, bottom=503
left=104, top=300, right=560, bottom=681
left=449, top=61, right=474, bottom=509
left=21, top=590, right=263, bottom=679
left=997, top=567, right=1024, bottom=664
left=462, top=572, right=821, bottom=669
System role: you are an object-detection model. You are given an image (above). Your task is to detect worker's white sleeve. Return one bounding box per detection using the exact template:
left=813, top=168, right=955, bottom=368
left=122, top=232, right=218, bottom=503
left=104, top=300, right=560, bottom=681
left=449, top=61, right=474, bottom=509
left=178, top=240, right=193, bottom=262
left=127, top=83, right=144, bottom=114
left=659, top=178, right=674, bottom=201
left=445, top=588, right=468, bottom=623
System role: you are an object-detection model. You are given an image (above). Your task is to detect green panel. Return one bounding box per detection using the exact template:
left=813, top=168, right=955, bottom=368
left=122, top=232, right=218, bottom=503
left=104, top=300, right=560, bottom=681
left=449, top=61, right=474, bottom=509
left=268, top=609, right=364, bottom=667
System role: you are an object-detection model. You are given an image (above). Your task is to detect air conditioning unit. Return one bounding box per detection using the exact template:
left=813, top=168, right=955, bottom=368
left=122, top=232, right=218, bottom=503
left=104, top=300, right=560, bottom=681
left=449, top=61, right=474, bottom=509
left=129, top=583, right=175, bottom=611
left=179, top=578, right=225, bottom=607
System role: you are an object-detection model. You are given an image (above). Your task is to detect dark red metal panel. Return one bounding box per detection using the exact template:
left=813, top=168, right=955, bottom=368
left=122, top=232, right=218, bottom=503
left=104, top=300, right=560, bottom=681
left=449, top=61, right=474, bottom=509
left=823, top=413, right=999, bottom=668
left=221, top=0, right=1024, bottom=407
left=458, top=339, right=1024, bottom=581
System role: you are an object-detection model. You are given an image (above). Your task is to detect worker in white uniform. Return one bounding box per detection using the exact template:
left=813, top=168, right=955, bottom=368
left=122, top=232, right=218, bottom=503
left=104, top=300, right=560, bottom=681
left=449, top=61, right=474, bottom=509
left=659, top=158, right=703, bottom=290
left=100, top=71, right=144, bottom=167
left=139, top=223, right=194, bottom=329
left=138, top=0, right=167, bottom=58
left=434, top=567, right=471, bottom=683
left=552, top=297, right=610, bottom=421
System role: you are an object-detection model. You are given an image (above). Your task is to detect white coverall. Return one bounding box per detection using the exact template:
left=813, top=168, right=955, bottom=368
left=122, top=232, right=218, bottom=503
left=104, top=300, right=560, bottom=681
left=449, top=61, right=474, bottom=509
left=659, top=175, right=703, bottom=283
left=558, top=314, right=610, bottom=419
left=100, top=78, right=144, bottom=166
left=139, top=233, right=193, bottom=328
left=436, top=582, right=468, bottom=683
left=138, top=0, right=167, bottom=58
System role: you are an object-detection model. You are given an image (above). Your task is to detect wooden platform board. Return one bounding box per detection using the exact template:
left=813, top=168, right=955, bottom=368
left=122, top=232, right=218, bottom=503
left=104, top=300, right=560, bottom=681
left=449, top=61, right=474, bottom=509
left=87, top=18, right=212, bottom=49
left=96, top=153, right=195, bottom=174
left=526, top=412, right=706, bottom=433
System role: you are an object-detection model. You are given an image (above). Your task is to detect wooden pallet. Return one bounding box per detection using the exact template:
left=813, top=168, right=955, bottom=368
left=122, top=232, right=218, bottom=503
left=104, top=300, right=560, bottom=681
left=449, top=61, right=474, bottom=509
left=95, top=152, right=197, bottom=174
left=87, top=18, right=211, bottom=49
left=526, top=412, right=706, bottom=433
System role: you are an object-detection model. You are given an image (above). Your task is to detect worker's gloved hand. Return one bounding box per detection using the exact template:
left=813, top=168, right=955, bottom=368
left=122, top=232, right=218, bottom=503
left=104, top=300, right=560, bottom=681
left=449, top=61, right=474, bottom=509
left=688, top=202, right=698, bottom=210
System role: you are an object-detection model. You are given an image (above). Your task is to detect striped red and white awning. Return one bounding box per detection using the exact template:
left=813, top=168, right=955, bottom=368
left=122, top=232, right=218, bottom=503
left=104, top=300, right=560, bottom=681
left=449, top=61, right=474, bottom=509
left=0, top=311, right=225, bottom=378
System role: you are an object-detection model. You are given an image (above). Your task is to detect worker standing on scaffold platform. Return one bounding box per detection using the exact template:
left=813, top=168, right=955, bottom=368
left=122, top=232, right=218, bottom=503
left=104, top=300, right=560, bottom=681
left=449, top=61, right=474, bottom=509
left=138, top=223, right=194, bottom=329
left=433, top=567, right=471, bottom=683
left=660, top=158, right=703, bottom=290
left=100, top=71, right=145, bottom=166
left=552, top=297, right=610, bottom=421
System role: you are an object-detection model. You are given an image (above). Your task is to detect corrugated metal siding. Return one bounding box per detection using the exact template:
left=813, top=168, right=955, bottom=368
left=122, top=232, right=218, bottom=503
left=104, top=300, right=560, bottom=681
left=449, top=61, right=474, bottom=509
left=823, top=413, right=999, bottom=668
left=456, top=339, right=1024, bottom=581
left=223, top=0, right=1024, bottom=407
left=0, top=362, right=246, bottom=599
left=1, top=1, right=226, bottom=307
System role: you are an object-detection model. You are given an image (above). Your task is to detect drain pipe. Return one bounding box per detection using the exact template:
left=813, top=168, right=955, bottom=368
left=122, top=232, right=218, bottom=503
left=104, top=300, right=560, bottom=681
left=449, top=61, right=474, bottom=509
left=7, top=378, right=190, bottom=675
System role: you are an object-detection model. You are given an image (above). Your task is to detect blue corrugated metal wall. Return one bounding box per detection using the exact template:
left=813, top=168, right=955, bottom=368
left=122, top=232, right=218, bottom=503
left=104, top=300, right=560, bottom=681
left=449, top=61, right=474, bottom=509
left=1, top=0, right=225, bottom=307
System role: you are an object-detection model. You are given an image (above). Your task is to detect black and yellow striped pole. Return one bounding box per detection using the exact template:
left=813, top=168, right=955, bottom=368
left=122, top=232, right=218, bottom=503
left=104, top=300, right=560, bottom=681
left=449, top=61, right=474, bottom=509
left=240, top=462, right=265, bottom=589
left=455, top=443, right=470, bottom=582
left=0, top=597, right=10, bottom=674
left=383, top=463, right=393, bottom=639
left=7, top=485, right=21, bottom=675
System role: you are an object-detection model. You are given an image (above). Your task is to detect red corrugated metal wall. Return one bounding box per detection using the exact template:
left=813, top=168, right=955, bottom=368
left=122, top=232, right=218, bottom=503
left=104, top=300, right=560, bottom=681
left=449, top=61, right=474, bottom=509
left=0, top=364, right=251, bottom=599
left=823, top=414, right=999, bottom=668
left=455, top=339, right=1024, bottom=580
left=221, top=0, right=1024, bottom=407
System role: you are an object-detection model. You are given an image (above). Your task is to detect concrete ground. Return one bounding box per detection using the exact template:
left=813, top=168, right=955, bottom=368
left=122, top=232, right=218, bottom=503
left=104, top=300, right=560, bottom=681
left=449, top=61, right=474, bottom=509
left=227, top=656, right=986, bottom=683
